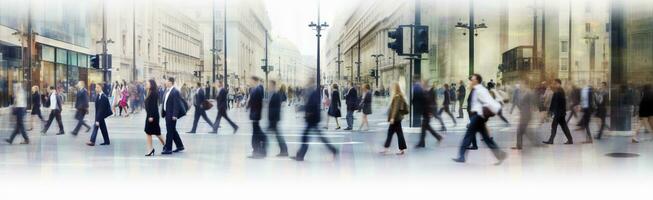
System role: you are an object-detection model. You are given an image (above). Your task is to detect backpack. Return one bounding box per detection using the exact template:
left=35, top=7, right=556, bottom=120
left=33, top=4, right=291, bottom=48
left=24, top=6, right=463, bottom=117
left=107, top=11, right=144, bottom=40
left=42, top=94, right=51, bottom=108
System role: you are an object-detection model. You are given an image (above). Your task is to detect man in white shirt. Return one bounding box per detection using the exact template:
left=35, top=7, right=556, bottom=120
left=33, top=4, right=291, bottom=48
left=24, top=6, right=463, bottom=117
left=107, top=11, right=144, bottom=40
left=577, top=85, right=594, bottom=142
left=453, top=74, right=506, bottom=164
left=42, top=86, right=65, bottom=135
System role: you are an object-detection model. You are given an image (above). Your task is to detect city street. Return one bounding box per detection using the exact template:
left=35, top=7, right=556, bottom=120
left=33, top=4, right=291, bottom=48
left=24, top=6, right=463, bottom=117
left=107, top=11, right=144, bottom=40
left=1, top=98, right=651, bottom=182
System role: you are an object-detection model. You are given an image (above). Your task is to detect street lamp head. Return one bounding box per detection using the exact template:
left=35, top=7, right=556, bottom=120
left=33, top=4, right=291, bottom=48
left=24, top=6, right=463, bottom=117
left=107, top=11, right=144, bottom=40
left=477, top=23, right=488, bottom=29
left=309, top=22, right=317, bottom=27
left=321, top=22, right=329, bottom=27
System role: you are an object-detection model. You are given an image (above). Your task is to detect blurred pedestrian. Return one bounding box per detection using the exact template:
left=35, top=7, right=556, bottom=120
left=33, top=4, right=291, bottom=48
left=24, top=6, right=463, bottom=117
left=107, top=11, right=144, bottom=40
left=144, top=79, right=164, bottom=156
left=291, top=78, right=338, bottom=161
left=268, top=81, right=288, bottom=157
left=511, top=83, right=541, bottom=150
left=631, top=84, right=653, bottom=143
left=594, top=82, right=609, bottom=140
left=41, top=86, right=64, bottom=135
left=416, top=80, right=443, bottom=148
left=457, top=80, right=466, bottom=119
left=5, top=83, right=29, bottom=144
left=358, top=83, right=372, bottom=131
left=381, top=83, right=409, bottom=155
left=453, top=74, right=506, bottom=164
left=86, top=83, right=113, bottom=146
left=543, top=79, right=574, bottom=145
left=71, top=81, right=91, bottom=136
left=566, top=84, right=581, bottom=123
left=344, top=82, right=358, bottom=130
left=438, top=84, right=457, bottom=128
left=576, top=84, right=595, bottom=143
left=188, top=82, right=213, bottom=133
left=325, top=83, right=342, bottom=130
left=212, top=80, right=239, bottom=133
left=28, top=85, right=44, bottom=131
left=247, top=76, right=266, bottom=159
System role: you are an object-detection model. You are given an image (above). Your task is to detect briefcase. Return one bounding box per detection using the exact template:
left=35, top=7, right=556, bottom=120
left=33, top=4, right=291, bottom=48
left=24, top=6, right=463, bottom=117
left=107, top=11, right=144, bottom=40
left=201, top=100, right=213, bottom=110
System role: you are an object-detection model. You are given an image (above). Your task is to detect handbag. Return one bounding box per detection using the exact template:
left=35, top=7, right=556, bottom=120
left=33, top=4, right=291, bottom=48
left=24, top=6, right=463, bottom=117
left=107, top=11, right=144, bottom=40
left=201, top=100, right=213, bottom=110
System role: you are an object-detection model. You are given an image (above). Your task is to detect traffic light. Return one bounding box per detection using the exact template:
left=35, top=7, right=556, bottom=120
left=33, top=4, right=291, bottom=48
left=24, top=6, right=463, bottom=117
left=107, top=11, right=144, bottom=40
left=193, top=71, right=202, bottom=77
left=90, top=54, right=100, bottom=69
left=261, top=65, right=267, bottom=73
left=414, top=25, right=429, bottom=54
left=369, top=69, right=375, bottom=77
left=387, top=27, right=403, bottom=55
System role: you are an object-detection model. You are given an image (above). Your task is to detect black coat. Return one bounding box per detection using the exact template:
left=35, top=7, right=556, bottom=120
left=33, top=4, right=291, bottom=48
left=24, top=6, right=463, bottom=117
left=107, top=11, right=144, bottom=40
left=31, top=92, right=41, bottom=114
left=162, top=88, right=187, bottom=119
left=305, top=89, right=321, bottom=124
left=328, top=90, right=341, bottom=117
left=268, top=91, right=284, bottom=122
left=95, top=93, right=113, bottom=121
left=549, top=89, right=567, bottom=116
left=360, top=91, right=372, bottom=115
left=75, top=89, right=90, bottom=120
left=194, top=88, right=207, bottom=107
left=144, top=93, right=161, bottom=134
left=216, top=88, right=228, bottom=111
left=247, top=85, right=264, bottom=120
left=345, top=87, right=358, bottom=111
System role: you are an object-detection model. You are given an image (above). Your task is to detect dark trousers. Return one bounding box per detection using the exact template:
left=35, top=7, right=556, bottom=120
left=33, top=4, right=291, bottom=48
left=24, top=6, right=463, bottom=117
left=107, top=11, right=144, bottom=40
left=89, top=119, right=109, bottom=144
left=9, top=107, right=28, bottom=143
left=438, top=106, right=457, bottom=124
left=516, top=113, right=538, bottom=148
left=457, top=114, right=502, bottom=160
left=546, top=113, right=573, bottom=143
left=578, top=108, right=593, bottom=139
left=295, top=123, right=337, bottom=160
left=190, top=106, right=213, bottom=132
left=251, top=121, right=267, bottom=156
left=43, top=109, right=64, bottom=134
left=268, top=121, right=288, bottom=154
left=417, top=115, right=442, bottom=146
left=596, top=114, right=607, bottom=139
left=458, top=100, right=465, bottom=118
left=346, top=110, right=354, bottom=129
left=384, top=120, right=407, bottom=150
left=566, top=105, right=579, bottom=123
left=72, top=110, right=91, bottom=134
left=213, top=109, right=237, bottom=131
left=163, top=118, right=184, bottom=151
left=497, top=109, right=510, bottom=124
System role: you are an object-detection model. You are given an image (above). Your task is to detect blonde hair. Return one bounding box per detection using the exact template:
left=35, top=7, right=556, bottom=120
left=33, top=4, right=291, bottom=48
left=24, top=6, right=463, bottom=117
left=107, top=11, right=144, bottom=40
left=31, top=85, right=39, bottom=93
left=392, top=82, right=404, bottom=98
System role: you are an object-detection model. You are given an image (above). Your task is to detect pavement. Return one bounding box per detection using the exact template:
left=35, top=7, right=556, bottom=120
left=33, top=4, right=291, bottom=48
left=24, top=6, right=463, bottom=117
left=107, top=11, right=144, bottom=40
left=0, top=98, right=652, bottom=182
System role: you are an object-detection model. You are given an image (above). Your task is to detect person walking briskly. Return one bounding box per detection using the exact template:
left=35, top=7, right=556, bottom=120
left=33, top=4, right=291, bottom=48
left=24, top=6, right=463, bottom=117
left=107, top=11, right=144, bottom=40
left=457, top=80, right=466, bottom=118
left=631, top=84, right=653, bottom=143
left=511, top=82, right=541, bottom=150
left=452, top=74, right=506, bottom=164
left=381, top=83, right=409, bottom=155
left=566, top=84, right=581, bottom=123
left=576, top=84, right=595, bottom=143
left=344, top=82, right=358, bottom=130
left=5, top=83, right=29, bottom=145
left=161, top=77, right=188, bottom=155
left=543, top=79, right=574, bottom=145
left=42, top=86, right=64, bottom=136
left=416, top=80, right=443, bottom=148
left=438, top=83, right=458, bottom=129
left=212, top=80, right=238, bottom=134
left=325, top=83, right=342, bottom=130
left=247, top=76, right=266, bottom=159
left=188, top=82, right=214, bottom=133
left=28, top=86, right=44, bottom=131
left=71, top=81, right=91, bottom=136
left=290, top=78, right=338, bottom=162
left=358, top=84, right=372, bottom=131
left=268, top=81, right=288, bottom=157
left=144, top=79, right=165, bottom=156
left=594, top=82, right=609, bottom=140
left=86, top=84, right=113, bottom=146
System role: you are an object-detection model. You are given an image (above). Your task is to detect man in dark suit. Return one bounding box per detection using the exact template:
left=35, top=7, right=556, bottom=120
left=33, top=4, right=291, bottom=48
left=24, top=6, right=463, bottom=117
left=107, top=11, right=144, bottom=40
left=268, top=80, right=288, bottom=156
left=212, top=80, right=238, bottom=133
left=72, top=81, right=91, bottom=136
left=344, top=82, right=358, bottom=130
left=188, top=82, right=213, bottom=133
left=576, top=84, right=595, bottom=143
left=42, top=86, right=65, bottom=135
left=247, top=76, right=266, bottom=158
left=291, top=78, right=338, bottom=162
left=162, top=77, right=188, bottom=154
left=594, top=82, right=609, bottom=140
left=543, top=79, right=574, bottom=145
left=87, top=84, right=113, bottom=146
left=457, top=81, right=466, bottom=118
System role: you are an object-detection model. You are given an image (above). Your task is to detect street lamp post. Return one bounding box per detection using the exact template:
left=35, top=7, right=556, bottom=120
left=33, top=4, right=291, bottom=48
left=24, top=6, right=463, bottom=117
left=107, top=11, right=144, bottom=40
left=336, top=44, right=343, bottom=84
left=371, top=54, right=384, bottom=88
left=308, top=0, right=328, bottom=90
left=454, top=0, right=487, bottom=77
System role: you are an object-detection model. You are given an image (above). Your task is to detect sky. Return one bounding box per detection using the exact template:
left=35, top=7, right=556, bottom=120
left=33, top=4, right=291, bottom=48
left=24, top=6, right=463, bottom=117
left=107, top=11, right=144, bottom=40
left=263, top=0, right=358, bottom=57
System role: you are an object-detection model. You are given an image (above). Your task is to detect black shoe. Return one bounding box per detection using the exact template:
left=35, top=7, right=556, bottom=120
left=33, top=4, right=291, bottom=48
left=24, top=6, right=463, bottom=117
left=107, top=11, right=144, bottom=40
left=56, top=132, right=64, bottom=135
left=343, top=127, right=352, bottom=130
left=186, top=131, right=196, bottom=134
left=86, top=142, right=95, bottom=146
left=86, top=127, right=91, bottom=132
left=276, top=152, right=289, bottom=157
left=161, top=150, right=173, bottom=155
left=290, top=156, right=304, bottom=161
left=4, top=139, right=12, bottom=144
left=145, top=149, right=155, bottom=156
left=173, top=148, right=185, bottom=153
left=100, top=143, right=110, bottom=146
left=20, top=140, right=29, bottom=145
left=452, top=157, right=466, bottom=163
left=466, top=146, right=478, bottom=150
left=564, top=141, right=574, bottom=145
left=415, top=144, right=426, bottom=148
left=233, top=126, right=239, bottom=134
left=209, top=131, right=217, bottom=134
left=70, top=132, right=78, bottom=136
left=542, top=141, right=553, bottom=145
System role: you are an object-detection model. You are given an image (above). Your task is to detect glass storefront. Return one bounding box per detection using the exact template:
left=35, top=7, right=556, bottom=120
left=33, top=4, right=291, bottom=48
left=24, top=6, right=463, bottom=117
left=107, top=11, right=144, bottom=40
left=35, top=44, right=90, bottom=102
left=0, top=44, right=25, bottom=107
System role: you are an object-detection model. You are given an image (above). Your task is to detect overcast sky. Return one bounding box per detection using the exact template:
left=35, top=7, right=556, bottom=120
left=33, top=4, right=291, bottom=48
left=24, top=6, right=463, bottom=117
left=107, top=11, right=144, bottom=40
left=264, top=0, right=358, bottom=57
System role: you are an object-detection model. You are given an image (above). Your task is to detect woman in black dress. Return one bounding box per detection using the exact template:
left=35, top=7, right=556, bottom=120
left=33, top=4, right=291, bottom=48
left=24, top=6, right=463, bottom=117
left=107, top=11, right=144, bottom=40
left=29, top=86, right=45, bottom=131
left=632, top=84, right=653, bottom=143
left=358, top=84, right=373, bottom=131
left=325, top=83, right=342, bottom=130
left=144, top=79, right=165, bottom=156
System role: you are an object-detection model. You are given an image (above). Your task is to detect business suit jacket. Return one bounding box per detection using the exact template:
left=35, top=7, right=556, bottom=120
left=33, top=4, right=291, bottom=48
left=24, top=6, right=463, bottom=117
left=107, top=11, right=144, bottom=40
left=268, top=91, right=284, bottom=122
left=345, top=87, right=358, bottom=111
left=216, top=88, right=228, bottom=111
left=305, top=88, right=321, bottom=124
left=247, top=85, right=264, bottom=121
left=194, top=88, right=207, bottom=107
left=95, top=93, right=113, bottom=121
left=75, top=88, right=89, bottom=119
left=162, top=88, right=187, bottom=120
left=549, top=89, right=567, bottom=116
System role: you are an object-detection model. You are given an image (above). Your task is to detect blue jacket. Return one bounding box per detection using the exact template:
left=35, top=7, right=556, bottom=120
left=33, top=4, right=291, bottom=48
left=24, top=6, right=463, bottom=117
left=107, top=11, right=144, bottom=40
left=345, top=87, right=358, bottom=111
left=95, top=93, right=113, bottom=121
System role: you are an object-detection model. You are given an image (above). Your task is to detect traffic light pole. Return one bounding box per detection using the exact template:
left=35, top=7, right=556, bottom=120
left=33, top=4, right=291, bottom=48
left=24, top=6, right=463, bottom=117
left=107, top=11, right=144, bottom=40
left=309, top=0, right=328, bottom=92
left=411, top=0, right=422, bottom=127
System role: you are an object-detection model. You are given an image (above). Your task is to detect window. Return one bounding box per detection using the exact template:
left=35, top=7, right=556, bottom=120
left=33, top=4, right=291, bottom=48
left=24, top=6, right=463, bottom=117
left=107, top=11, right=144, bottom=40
left=585, top=23, right=591, bottom=33
left=561, top=41, right=569, bottom=53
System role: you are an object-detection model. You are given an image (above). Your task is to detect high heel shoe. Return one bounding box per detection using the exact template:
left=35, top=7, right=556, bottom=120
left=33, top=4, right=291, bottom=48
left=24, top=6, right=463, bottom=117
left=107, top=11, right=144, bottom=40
left=145, top=149, right=155, bottom=156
